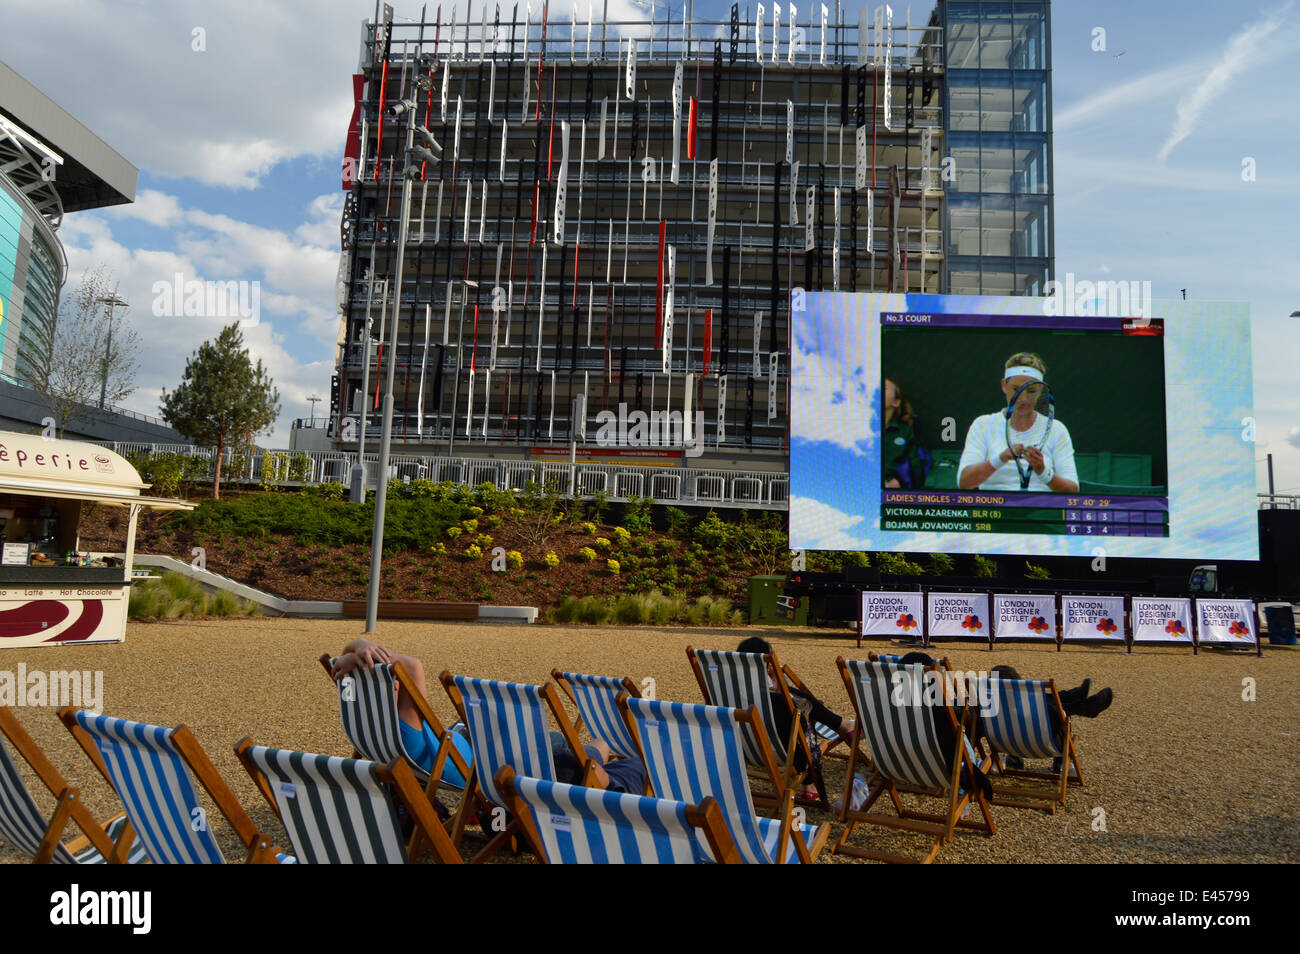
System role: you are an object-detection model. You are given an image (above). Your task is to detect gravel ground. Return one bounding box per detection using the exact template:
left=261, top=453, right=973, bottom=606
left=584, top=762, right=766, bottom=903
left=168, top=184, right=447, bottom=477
left=3, top=618, right=1296, bottom=864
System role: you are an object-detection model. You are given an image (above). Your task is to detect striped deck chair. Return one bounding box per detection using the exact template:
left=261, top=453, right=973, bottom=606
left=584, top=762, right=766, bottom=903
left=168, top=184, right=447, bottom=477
left=686, top=646, right=826, bottom=810
left=619, top=695, right=828, bottom=863
left=833, top=658, right=995, bottom=864
left=236, top=739, right=463, bottom=864
left=0, top=706, right=147, bottom=864
left=439, top=672, right=593, bottom=863
left=551, top=670, right=643, bottom=761
left=57, top=707, right=279, bottom=864
left=318, top=654, right=472, bottom=794
left=966, top=676, right=1082, bottom=814
left=496, top=766, right=744, bottom=864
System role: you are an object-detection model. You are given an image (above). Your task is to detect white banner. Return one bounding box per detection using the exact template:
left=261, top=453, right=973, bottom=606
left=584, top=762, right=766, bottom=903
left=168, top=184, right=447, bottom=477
left=1062, top=595, right=1127, bottom=640
left=926, top=592, right=989, bottom=640
left=1196, top=598, right=1257, bottom=644
left=860, top=591, right=923, bottom=638
left=1132, top=597, right=1193, bottom=642
left=994, top=593, right=1057, bottom=640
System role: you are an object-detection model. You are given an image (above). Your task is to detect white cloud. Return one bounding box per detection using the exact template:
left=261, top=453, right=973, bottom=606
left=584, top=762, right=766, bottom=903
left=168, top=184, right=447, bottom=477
left=789, top=495, right=869, bottom=550
left=1056, top=60, right=1206, bottom=133
left=1157, top=3, right=1296, bottom=161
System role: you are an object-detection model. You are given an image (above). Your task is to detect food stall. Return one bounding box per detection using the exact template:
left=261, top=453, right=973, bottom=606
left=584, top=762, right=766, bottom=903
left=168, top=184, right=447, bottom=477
left=0, top=431, right=193, bottom=648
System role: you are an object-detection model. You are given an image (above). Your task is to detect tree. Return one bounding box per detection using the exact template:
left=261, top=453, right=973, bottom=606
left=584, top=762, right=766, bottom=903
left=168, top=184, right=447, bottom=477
left=29, top=265, right=141, bottom=436
left=160, top=323, right=280, bottom=499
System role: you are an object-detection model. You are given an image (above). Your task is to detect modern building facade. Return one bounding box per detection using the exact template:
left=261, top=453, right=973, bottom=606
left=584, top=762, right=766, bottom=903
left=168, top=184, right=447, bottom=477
left=327, top=1, right=1052, bottom=488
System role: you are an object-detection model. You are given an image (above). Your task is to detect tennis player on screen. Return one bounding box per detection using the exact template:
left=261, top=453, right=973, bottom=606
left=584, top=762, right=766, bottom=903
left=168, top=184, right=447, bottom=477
left=958, top=352, right=1079, bottom=493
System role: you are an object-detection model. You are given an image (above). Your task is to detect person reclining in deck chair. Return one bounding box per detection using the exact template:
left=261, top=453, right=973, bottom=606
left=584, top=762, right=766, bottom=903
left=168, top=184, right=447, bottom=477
left=989, top=664, right=1113, bottom=771
left=329, top=637, right=474, bottom=787
left=550, top=734, right=648, bottom=794
left=736, top=637, right=857, bottom=799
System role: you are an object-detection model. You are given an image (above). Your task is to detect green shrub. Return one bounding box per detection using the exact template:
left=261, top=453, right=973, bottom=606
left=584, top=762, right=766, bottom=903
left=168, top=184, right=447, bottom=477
left=623, top=497, right=654, bottom=532
left=485, top=515, right=503, bottom=529
left=465, top=544, right=483, bottom=559
left=594, top=537, right=612, bottom=551
left=972, top=555, right=998, bottom=578
left=289, top=453, right=312, bottom=482
left=429, top=542, right=447, bottom=557
left=665, top=507, right=691, bottom=537
left=129, top=572, right=258, bottom=620
left=581, top=521, right=597, bottom=535
left=543, top=552, right=560, bottom=568
left=556, top=596, right=612, bottom=624
left=612, top=526, right=632, bottom=547
left=1025, top=560, right=1051, bottom=580
left=461, top=519, right=479, bottom=533
left=693, top=512, right=731, bottom=549
left=506, top=550, right=524, bottom=569
left=927, top=553, right=956, bottom=576
left=876, top=552, right=926, bottom=576
left=304, top=481, right=346, bottom=500
left=475, top=534, right=494, bottom=549
left=607, top=559, right=621, bottom=574
left=578, top=547, right=598, bottom=562
left=446, top=526, right=463, bottom=539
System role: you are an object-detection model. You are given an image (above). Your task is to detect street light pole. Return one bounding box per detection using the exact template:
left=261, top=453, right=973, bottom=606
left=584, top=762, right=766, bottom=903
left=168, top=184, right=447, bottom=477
left=95, top=293, right=128, bottom=409
left=365, top=66, right=441, bottom=635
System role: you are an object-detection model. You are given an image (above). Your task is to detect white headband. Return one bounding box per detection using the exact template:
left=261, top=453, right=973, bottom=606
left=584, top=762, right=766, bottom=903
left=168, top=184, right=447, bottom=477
left=1004, top=366, right=1044, bottom=382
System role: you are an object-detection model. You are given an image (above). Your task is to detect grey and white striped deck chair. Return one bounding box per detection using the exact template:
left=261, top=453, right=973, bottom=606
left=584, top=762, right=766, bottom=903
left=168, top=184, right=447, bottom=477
left=58, top=708, right=278, bottom=864
left=318, top=654, right=472, bottom=794
left=0, top=706, right=147, bottom=864
left=551, top=670, right=643, bottom=761
left=439, top=672, right=593, bottom=863
left=496, top=767, right=744, bottom=864
left=686, top=646, right=825, bottom=809
left=236, top=740, right=463, bottom=864
left=967, top=676, right=1082, bottom=814
left=619, top=696, right=828, bottom=864
left=833, top=658, right=995, bottom=864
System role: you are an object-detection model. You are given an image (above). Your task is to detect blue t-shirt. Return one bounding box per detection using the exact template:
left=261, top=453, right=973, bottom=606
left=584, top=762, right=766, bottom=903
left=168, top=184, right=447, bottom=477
left=398, top=720, right=473, bottom=788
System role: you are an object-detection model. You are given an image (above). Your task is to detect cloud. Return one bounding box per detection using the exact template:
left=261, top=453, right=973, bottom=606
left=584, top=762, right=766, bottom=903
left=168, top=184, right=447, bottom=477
left=789, top=495, right=870, bottom=550
left=1056, top=61, right=1206, bottom=133
left=1157, top=3, right=1296, bottom=161
left=1288, top=427, right=1300, bottom=451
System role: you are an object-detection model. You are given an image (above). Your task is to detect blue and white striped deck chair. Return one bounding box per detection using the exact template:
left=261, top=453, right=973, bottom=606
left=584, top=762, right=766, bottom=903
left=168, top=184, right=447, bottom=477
left=552, top=671, right=643, bottom=761
left=236, top=740, right=463, bottom=864
left=832, top=658, right=995, bottom=864
left=439, top=673, right=591, bottom=862
left=58, top=708, right=278, bottom=864
left=0, top=706, right=147, bottom=865
left=496, top=767, right=744, bottom=864
left=620, top=696, right=828, bottom=864
left=318, top=654, right=471, bottom=794
left=686, top=646, right=823, bottom=809
left=967, top=676, right=1081, bottom=813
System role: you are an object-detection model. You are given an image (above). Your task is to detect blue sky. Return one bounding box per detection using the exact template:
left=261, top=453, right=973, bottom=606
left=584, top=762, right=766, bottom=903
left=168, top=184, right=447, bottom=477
left=0, top=0, right=1295, bottom=492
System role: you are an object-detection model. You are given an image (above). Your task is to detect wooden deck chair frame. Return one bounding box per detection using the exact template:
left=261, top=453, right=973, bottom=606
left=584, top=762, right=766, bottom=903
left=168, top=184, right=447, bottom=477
left=57, top=707, right=279, bottom=864
left=235, top=737, right=464, bottom=864
left=833, top=658, right=996, bottom=864
left=0, top=706, right=143, bottom=864
left=438, top=672, right=597, bottom=864
left=967, top=677, right=1084, bottom=814
left=496, top=766, right=744, bottom=864
left=617, top=694, right=825, bottom=864
left=686, top=645, right=827, bottom=811
left=318, top=653, right=481, bottom=859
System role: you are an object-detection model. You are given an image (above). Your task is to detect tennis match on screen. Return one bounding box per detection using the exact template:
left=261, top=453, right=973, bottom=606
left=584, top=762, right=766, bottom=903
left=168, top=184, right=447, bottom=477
left=790, top=292, right=1257, bottom=561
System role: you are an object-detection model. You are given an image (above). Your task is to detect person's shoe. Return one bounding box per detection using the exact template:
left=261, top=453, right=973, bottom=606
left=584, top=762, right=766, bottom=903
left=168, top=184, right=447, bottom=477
left=1080, top=678, right=1092, bottom=699
left=1003, top=755, right=1025, bottom=771
left=1075, top=687, right=1113, bottom=718
left=1051, top=757, right=1063, bottom=774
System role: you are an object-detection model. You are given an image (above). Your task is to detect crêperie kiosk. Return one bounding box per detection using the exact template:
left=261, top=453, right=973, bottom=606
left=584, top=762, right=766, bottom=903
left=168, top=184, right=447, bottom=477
left=0, top=431, right=192, bottom=648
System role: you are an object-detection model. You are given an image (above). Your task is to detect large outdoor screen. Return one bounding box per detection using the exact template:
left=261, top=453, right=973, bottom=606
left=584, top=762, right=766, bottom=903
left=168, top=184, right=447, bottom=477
left=790, top=292, right=1258, bottom=560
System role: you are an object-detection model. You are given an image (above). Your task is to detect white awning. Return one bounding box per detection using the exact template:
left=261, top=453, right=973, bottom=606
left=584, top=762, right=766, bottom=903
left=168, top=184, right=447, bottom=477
left=0, top=432, right=194, bottom=510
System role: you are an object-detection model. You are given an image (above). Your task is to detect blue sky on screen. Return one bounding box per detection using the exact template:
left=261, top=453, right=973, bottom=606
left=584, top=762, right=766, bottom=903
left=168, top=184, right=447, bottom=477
left=0, top=0, right=1294, bottom=490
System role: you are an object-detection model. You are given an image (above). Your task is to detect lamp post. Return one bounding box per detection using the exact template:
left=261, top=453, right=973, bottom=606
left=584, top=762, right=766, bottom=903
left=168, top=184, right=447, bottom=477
left=349, top=270, right=383, bottom=503
left=365, top=62, right=441, bottom=634
left=95, top=293, right=128, bottom=409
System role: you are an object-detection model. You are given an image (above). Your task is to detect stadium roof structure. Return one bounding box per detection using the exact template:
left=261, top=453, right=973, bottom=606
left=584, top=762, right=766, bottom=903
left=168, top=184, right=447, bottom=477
left=0, top=57, right=137, bottom=226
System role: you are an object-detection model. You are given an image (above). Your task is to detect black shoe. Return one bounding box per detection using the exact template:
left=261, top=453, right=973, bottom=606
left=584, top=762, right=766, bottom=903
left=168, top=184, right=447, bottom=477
left=1004, top=755, right=1025, bottom=771
left=1051, top=757, right=1063, bottom=774
left=1080, top=678, right=1092, bottom=699
left=1075, top=687, right=1113, bottom=718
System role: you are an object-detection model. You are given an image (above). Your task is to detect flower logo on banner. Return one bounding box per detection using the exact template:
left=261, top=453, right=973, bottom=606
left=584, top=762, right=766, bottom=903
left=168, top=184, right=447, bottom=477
left=1028, top=616, right=1050, bottom=634
left=1165, top=619, right=1187, bottom=637
left=1096, top=618, right=1118, bottom=636
left=1228, top=620, right=1250, bottom=638
left=961, top=614, right=983, bottom=632
left=895, top=613, right=917, bottom=632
